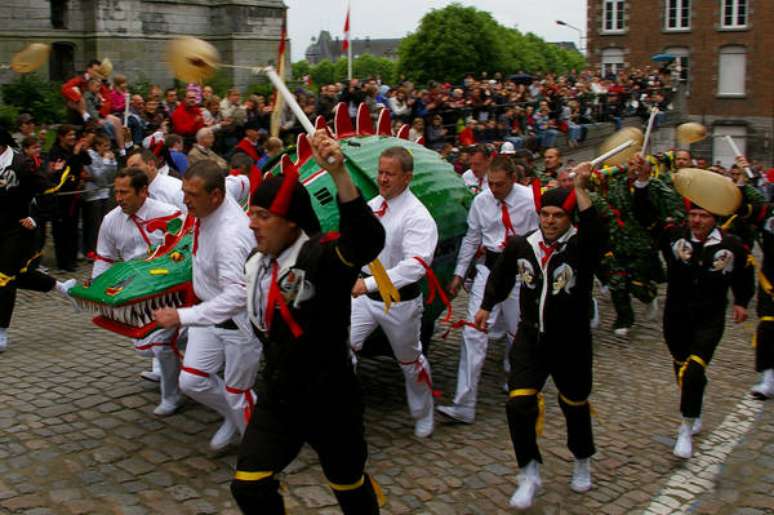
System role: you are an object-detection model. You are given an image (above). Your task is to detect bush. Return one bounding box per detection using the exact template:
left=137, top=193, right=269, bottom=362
left=0, top=104, right=19, bottom=129
left=0, top=74, right=66, bottom=124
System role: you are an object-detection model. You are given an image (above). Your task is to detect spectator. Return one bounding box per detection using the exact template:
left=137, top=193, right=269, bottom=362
left=82, top=133, right=116, bottom=256
left=409, top=117, right=425, bottom=142
left=256, top=136, right=283, bottom=170
left=126, top=95, right=148, bottom=146
left=47, top=124, right=92, bottom=271
left=233, top=119, right=262, bottom=163
left=12, top=113, right=45, bottom=148
left=162, top=88, right=179, bottom=116
left=108, top=73, right=129, bottom=119
left=426, top=115, right=448, bottom=151
left=171, top=90, right=205, bottom=147
left=166, top=134, right=189, bottom=176
left=188, top=127, right=227, bottom=171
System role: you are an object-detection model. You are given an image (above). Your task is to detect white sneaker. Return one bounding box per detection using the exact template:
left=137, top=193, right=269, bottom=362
left=152, top=396, right=182, bottom=417
left=414, top=410, right=434, bottom=438
left=140, top=370, right=161, bottom=382
left=645, top=298, right=659, bottom=321
left=0, top=330, right=7, bottom=353
left=691, top=418, right=702, bottom=435
left=613, top=327, right=629, bottom=337
left=209, top=418, right=238, bottom=451
left=673, top=422, right=693, bottom=459
left=598, top=284, right=610, bottom=298
left=570, top=458, right=592, bottom=493
left=436, top=405, right=475, bottom=424
left=590, top=298, right=600, bottom=329
left=55, top=279, right=80, bottom=312
left=751, top=369, right=774, bottom=400
left=509, top=461, right=541, bottom=510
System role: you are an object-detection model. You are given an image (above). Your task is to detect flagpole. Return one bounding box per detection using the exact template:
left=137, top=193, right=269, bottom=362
left=345, top=1, right=352, bottom=81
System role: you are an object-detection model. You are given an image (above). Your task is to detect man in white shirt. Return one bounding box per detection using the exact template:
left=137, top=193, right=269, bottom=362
left=126, top=149, right=187, bottom=383
left=127, top=149, right=186, bottom=212
left=154, top=160, right=261, bottom=451
left=438, top=157, right=539, bottom=424
left=349, top=146, right=439, bottom=438
left=92, top=168, right=184, bottom=416
left=461, top=144, right=492, bottom=194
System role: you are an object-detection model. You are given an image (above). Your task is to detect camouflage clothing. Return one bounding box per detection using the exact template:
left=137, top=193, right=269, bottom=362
left=592, top=165, right=684, bottom=329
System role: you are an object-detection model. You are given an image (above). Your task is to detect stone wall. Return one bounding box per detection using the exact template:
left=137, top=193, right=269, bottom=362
left=0, top=0, right=288, bottom=89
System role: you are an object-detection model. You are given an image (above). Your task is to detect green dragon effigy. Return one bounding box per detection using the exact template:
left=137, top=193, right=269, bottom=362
left=68, top=102, right=473, bottom=351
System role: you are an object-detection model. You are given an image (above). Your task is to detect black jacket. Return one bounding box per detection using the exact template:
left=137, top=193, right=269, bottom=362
left=482, top=207, right=607, bottom=337
left=0, top=150, right=48, bottom=233
left=248, top=194, right=385, bottom=405
left=633, top=186, right=754, bottom=315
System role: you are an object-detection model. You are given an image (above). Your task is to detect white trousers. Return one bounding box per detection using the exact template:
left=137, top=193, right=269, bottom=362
left=133, top=328, right=183, bottom=406
left=179, top=326, right=262, bottom=435
left=350, top=295, right=434, bottom=420
left=452, top=264, right=520, bottom=415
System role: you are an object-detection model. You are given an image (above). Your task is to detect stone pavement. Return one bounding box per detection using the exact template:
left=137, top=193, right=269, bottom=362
left=0, top=263, right=772, bottom=515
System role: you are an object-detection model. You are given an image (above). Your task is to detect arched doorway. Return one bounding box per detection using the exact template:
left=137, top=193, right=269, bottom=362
left=50, top=42, right=75, bottom=82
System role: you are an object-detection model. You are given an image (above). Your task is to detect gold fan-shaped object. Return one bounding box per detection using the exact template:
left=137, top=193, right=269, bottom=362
left=10, top=43, right=51, bottom=73
left=167, top=37, right=220, bottom=83
left=673, top=167, right=741, bottom=216
left=97, top=57, right=113, bottom=79
left=598, top=127, right=643, bottom=167
left=676, top=122, right=707, bottom=146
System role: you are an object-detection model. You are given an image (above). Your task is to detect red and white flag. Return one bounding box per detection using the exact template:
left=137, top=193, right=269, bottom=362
left=342, top=5, right=350, bottom=51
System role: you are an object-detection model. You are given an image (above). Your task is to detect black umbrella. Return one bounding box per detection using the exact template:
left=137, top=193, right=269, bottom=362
left=509, top=73, right=535, bottom=85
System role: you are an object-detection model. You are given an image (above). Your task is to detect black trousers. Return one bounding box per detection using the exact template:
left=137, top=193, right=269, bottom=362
left=505, top=326, right=595, bottom=468
left=81, top=198, right=109, bottom=255
left=52, top=199, right=80, bottom=270
left=230, top=383, right=379, bottom=515
left=756, top=287, right=774, bottom=372
left=0, top=228, right=56, bottom=328
left=663, top=309, right=725, bottom=418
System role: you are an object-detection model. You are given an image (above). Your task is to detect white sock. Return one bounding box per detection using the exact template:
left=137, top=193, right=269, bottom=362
left=82, top=112, right=91, bottom=122
left=119, top=148, right=126, bottom=156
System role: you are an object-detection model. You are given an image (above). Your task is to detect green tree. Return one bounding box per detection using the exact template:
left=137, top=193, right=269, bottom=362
left=292, top=60, right=311, bottom=81
left=0, top=74, right=65, bottom=124
left=398, top=3, right=506, bottom=84
left=397, top=3, right=586, bottom=83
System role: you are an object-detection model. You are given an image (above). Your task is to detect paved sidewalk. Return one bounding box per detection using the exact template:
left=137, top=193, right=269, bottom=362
left=0, top=264, right=771, bottom=514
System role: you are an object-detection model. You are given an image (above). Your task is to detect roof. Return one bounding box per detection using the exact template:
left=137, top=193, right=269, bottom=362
left=305, top=30, right=400, bottom=63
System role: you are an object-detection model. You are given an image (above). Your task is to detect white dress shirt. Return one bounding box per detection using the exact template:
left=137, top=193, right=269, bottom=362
left=454, top=184, right=539, bottom=277
left=462, top=169, right=489, bottom=193
left=225, top=174, right=251, bottom=208
left=363, top=188, right=438, bottom=292
left=92, top=197, right=181, bottom=278
left=149, top=173, right=186, bottom=212
left=177, top=196, right=256, bottom=328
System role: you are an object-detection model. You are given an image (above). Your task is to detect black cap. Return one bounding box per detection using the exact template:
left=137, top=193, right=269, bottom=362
left=0, top=126, right=17, bottom=148
left=251, top=175, right=321, bottom=235
left=540, top=186, right=576, bottom=213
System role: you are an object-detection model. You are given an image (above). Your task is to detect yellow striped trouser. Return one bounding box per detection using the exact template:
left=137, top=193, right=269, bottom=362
left=677, top=354, right=707, bottom=388
left=509, top=388, right=544, bottom=437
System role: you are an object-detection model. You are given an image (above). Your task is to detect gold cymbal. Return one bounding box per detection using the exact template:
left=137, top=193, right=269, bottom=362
left=10, top=43, right=51, bottom=74
left=676, top=122, right=707, bottom=146
left=167, top=37, right=220, bottom=83
left=673, top=167, right=741, bottom=216
left=599, top=127, right=643, bottom=167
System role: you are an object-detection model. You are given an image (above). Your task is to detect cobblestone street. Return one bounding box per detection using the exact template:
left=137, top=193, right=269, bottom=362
left=0, top=263, right=771, bottom=515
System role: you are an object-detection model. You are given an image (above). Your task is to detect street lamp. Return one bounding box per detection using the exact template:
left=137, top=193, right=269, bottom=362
left=555, top=19, right=585, bottom=55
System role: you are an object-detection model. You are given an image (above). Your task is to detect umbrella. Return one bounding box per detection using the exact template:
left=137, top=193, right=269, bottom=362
left=651, top=53, right=676, bottom=63
left=509, top=73, right=534, bottom=85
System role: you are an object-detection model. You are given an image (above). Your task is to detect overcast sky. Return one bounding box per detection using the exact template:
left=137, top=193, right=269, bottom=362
left=284, top=0, right=587, bottom=62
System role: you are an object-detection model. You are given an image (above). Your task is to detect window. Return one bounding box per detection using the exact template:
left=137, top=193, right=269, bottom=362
left=602, top=1, right=625, bottom=33
left=712, top=126, right=746, bottom=168
left=50, top=0, right=68, bottom=29
left=722, top=0, right=748, bottom=28
left=664, top=47, right=690, bottom=83
left=601, top=48, right=625, bottom=76
left=665, top=0, right=691, bottom=30
left=717, top=46, right=746, bottom=96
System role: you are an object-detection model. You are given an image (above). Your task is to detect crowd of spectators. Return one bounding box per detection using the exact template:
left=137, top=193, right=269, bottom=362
left=4, top=62, right=700, bottom=274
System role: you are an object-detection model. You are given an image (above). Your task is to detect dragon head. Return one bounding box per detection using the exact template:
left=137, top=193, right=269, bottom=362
left=68, top=215, right=197, bottom=338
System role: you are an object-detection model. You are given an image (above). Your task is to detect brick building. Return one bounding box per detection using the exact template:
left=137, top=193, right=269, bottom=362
left=586, top=0, right=773, bottom=166
left=0, top=0, right=288, bottom=90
